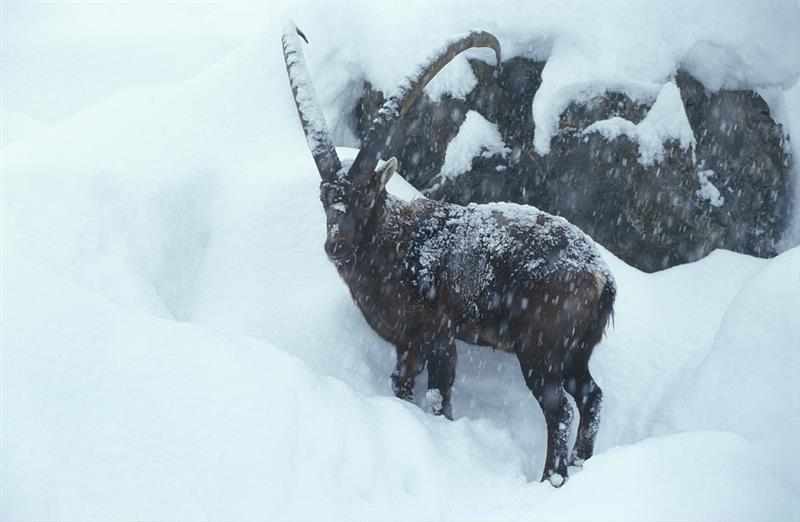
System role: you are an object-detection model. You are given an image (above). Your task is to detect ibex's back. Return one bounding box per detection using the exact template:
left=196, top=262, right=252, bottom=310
left=282, top=23, right=615, bottom=487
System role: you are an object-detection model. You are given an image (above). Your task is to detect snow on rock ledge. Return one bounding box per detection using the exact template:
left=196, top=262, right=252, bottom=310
left=583, top=82, right=695, bottom=166
left=695, top=169, right=725, bottom=207
left=439, top=110, right=509, bottom=178
left=425, top=54, right=478, bottom=102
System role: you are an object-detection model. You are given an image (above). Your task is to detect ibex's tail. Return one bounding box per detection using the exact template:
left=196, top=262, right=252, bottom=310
left=282, top=22, right=342, bottom=182
left=599, top=275, right=616, bottom=331
left=348, top=31, right=501, bottom=187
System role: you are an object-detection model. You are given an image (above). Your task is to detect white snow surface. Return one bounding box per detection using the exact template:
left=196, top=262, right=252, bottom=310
left=440, top=111, right=510, bottom=178
left=583, top=82, right=696, bottom=166
left=0, top=108, right=47, bottom=148
left=2, top=5, right=800, bottom=521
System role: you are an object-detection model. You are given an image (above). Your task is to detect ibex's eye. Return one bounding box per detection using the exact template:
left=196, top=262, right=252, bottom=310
left=321, top=183, right=345, bottom=207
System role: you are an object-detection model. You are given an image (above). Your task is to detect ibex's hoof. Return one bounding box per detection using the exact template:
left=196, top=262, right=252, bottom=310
left=546, top=472, right=566, bottom=488
left=425, top=389, right=444, bottom=415
left=569, top=455, right=585, bottom=468
left=425, top=389, right=453, bottom=420
left=425, top=389, right=443, bottom=412
left=395, top=392, right=415, bottom=403
left=391, top=375, right=414, bottom=403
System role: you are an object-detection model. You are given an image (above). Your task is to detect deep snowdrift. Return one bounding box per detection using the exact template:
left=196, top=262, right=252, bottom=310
left=3, top=7, right=800, bottom=522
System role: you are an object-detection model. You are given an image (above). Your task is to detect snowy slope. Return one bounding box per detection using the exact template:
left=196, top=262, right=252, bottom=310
left=3, top=5, right=800, bottom=521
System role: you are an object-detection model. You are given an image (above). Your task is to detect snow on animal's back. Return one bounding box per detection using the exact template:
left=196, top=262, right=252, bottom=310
left=466, top=201, right=606, bottom=277
left=405, top=197, right=612, bottom=302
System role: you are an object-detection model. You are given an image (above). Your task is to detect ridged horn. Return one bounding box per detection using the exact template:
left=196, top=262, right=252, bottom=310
left=348, top=30, right=501, bottom=186
left=282, top=22, right=342, bottom=181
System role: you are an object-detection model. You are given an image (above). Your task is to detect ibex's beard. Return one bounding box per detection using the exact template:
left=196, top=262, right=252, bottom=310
left=328, top=252, right=356, bottom=269
left=325, top=239, right=356, bottom=265
left=331, top=256, right=355, bottom=267
left=326, top=247, right=353, bottom=263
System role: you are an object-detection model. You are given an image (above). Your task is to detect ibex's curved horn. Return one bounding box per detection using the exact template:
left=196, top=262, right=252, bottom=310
left=349, top=31, right=501, bottom=186
left=282, top=22, right=342, bottom=181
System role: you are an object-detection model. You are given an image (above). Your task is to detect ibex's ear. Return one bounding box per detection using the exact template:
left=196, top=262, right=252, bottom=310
left=376, top=157, right=398, bottom=192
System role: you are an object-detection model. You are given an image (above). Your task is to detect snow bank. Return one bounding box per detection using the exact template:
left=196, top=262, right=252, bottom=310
left=510, top=431, right=796, bottom=522
left=3, top=4, right=800, bottom=521
left=667, top=247, right=800, bottom=490
left=0, top=108, right=47, bottom=148
left=3, top=252, right=525, bottom=522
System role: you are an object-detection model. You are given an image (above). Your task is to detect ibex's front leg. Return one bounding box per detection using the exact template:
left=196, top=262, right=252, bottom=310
left=391, top=345, right=423, bottom=402
left=391, top=335, right=457, bottom=419
left=426, top=338, right=457, bottom=419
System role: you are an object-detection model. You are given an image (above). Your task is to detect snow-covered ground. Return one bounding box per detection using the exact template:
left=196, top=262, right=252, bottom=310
left=2, top=2, right=800, bottom=521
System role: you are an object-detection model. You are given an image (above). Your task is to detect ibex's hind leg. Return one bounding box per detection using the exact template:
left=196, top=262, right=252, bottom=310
left=565, top=349, right=603, bottom=466
left=426, top=339, right=456, bottom=419
left=517, top=350, right=573, bottom=487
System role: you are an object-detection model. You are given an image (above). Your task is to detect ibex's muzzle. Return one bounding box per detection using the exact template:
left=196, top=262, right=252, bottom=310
left=324, top=237, right=351, bottom=261
left=325, top=206, right=356, bottom=262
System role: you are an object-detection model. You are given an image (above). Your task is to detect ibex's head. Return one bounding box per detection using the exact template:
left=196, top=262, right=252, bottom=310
left=320, top=158, right=397, bottom=262
left=282, top=22, right=500, bottom=264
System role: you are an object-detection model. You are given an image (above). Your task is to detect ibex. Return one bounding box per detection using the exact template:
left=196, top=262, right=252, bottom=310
left=282, top=24, right=615, bottom=487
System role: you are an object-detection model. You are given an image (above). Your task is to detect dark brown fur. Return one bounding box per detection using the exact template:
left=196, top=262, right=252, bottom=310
left=283, top=25, right=615, bottom=486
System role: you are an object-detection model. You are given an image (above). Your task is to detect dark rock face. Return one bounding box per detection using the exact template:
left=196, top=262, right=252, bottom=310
left=352, top=59, right=791, bottom=272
